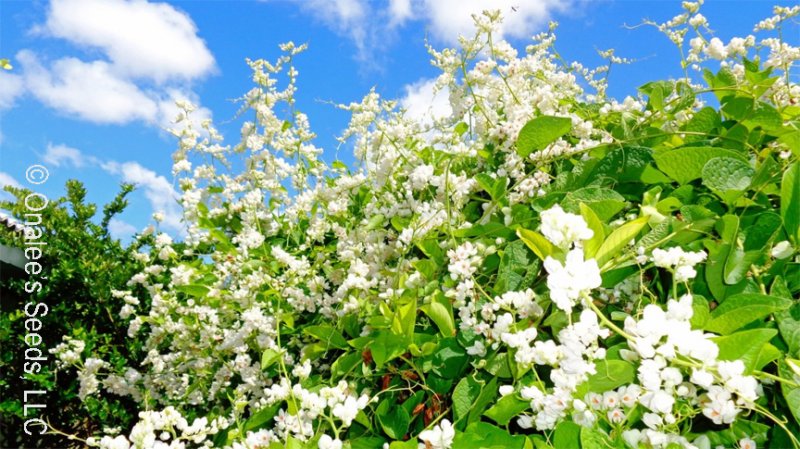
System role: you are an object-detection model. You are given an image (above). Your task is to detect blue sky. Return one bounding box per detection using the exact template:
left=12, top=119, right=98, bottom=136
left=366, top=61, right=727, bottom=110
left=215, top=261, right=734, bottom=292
left=0, top=0, right=795, bottom=239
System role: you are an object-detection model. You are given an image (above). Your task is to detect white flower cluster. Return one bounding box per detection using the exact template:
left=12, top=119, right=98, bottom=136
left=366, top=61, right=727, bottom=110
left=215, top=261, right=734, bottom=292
left=544, top=249, right=602, bottom=314
left=417, top=419, right=454, bottom=449
left=88, top=407, right=227, bottom=449
left=651, top=247, right=707, bottom=282
left=539, top=205, right=594, bottom=249
left=620, top=295, right=761, bottom=446
left=516, top=310, right=610, bottom=430
left=257, top=379, right=371, bottom=443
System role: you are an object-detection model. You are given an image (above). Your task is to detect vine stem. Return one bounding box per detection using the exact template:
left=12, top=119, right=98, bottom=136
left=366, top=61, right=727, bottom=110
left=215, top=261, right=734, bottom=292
left=584, top=295, right=634, bottom=341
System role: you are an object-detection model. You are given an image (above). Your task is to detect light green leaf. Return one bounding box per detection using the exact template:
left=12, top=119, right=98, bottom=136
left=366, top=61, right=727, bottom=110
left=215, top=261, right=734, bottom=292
left=483, top=394, right=530, bottom=426
left=579, top=203, right=605, bottom=259
left=563, top=187, right=625, bottom=221
left=576, top=360, right=635, bottom=397
left=517, top=228, right=560, bottom=261
left=713, top=328, right=778, bottom=373
left=516, top=116, right=572, bottom=158
left=304, top=325, right=349, bottom=349
left=175, top=284, right=209, bottom=297
left=595, top=216, right=649, bottom=268
left=704, top=293, right=793, bottom=335
left=653, top=147, right=746, bottom=184
left=782, top=162, right=800, bottom=243
left=261, top=348, right=282, bottom=370
left=421, top=292, right=455, bottom=337
left=580, top=427, right=612, bottom=449
left=702, top=157, right=755, bottom=202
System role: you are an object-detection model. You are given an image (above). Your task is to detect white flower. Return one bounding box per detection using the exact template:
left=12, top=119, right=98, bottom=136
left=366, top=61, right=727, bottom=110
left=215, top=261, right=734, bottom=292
left=98, top=435, right=131, bottom=449
left=499, top=385, right=514, bottom=396
left=705, top=37, right=728, bottom=60
left=544, top=249, right=601, bottom=313
left=652, top=247, right=707, bottom=282
left=771, top=240, right=794, bottom=259
left=418, top=419, right=455, bottom=449
left=466, top=340, right=487, bottom=357
left=332, top=395, right=369, bottom=426
left=691, top=368, right=714, bottom=389
left=540, top=205, right=594, bottom=249
left=739, top=437, right=757, bottom=449
left=318, top=435, right=343, bottom=449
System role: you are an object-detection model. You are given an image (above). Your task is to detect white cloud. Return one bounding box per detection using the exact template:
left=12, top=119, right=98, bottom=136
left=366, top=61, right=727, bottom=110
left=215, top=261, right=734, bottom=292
left=0, top=172, right=22, bottom=202
left=388, top=0, right=413, bottom=26
left=107, top=217, right=137, bottom=239
left=42, top=143, right=96, bottom=168
left=0, top=172, right=22, bottom=189
left=284, top=0, right=570, bottom=60
left=101, top=160, right=183, bottom=233
left=8, top=0, right=215, bottom=129
left=18, top=51, right=158, bottom=124
left=292, top=0, right=370, bottom=59
left=0, top=71, right=25, bottom=109
left=39, top=0, right=215, bottom=83
left=400, top=78, right=451, bottom=122
left=418, top=0, right=569, bottom=44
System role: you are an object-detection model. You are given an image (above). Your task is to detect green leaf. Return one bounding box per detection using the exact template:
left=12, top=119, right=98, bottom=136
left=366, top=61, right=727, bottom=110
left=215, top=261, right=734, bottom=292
left=244, top=404, right=280, bottom=431
left=779, top=361, right=800, bottom=424
left=331, top=352, right=361, bottom=380
left=579, top=203, right=605, bottom=259
left=721, top=96, right=754, bottom=121
left=580, top=427, right=612, bottom=449
left=576, top=360, right=635, bottom=397
left=175, top=284, right=209, bottom=297
left=453, top=377, right=481, bottom=425
left=690, top=295, right=711, bottom=329
left=495, top=240, right=537, bottom=294
left=261, top=348, right=282, bottom=370
left=377, top=399, right=411, bottom=440
left=563, top=187, right=625, bottom=222
left=702, top=157, right=755, bottom=202
left=431, top=337, right=468, bottom=379
left=777, top=305, right=800, bottom=357
left=483, top=394, right=530, bottom=426
left=713, top=328, right=778, bottom=374
left=586, top=146, right=661, bottom=183
left=452, top=422, right=527, bottom=449
left=704, top=293, right=793, bottom=335
left=516, top=116, right=572, bottom=158
left=371, top=331, right=411, bottom=368
left=595, top=216, right=648, bottom=268
left=468, top=377, right=499, bottom=425
left=389, top=440, right=419, bottom=449
left=421, top=292, right=455, bottom=337
left=745, top=101, right=783, bottom=131
left=722, top=248, right=760, bottom=285
left=683, top=107, right=721, bottom=141
left=475, top=174, right=508, bottom=202
left=517, top=228, right=560, bottom=260
left=782, top=162, right=800, bottom=244
left=653, top=147, right=746, bottom=184
left=350, top=437, right=388, bottom=449
left=553, top=422, right=581, bottom=449
left=304, top=325, right=349, bottom=349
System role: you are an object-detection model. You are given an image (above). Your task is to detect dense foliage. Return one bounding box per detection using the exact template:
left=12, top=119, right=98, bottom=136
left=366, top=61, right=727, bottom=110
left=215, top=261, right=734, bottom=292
left=5, top=3, right=800, bottom=449
left=0, top=181, right=145, bottom=448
